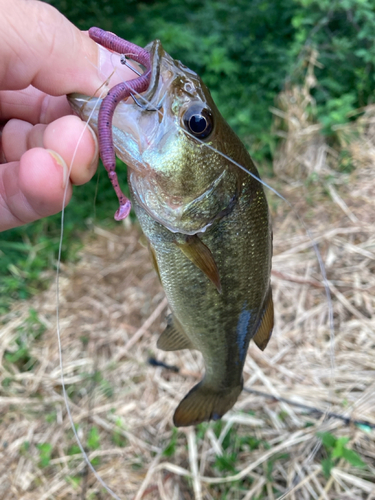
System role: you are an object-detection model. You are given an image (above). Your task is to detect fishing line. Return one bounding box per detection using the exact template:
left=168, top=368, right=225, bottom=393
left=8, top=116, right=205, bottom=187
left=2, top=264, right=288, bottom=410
left=55, top=58, right=123, bottom=499
left=115, top=59, right=342, bottom=499
left=57, top=43, right=337, bottom=499
left=55, top=50, right=154, bottom=499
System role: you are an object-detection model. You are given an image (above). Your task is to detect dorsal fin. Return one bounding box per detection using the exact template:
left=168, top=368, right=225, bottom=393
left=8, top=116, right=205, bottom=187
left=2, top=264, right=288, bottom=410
left=157, top=314, right=194, bottom=351
left=252, top=287, right=274, bottom=351
left=175, top=235, right=222, bottom=293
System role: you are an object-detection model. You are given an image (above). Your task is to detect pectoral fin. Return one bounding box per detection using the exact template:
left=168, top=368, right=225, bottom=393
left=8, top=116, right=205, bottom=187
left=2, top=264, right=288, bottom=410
left=253, top=287, right=274, bottom=351
left=139, top=233, right=148, bottom=248
left=149, top=245, right=162, bottom=283
left=157, top=315, right=194, bottom=351
left=140, top=233, right=162, bottom=283
left=175, top=235, right=222, bottom=293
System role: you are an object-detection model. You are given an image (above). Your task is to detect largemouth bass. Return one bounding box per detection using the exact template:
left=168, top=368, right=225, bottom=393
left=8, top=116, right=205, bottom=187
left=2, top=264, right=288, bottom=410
left=69, top=39, right=273, bottom=427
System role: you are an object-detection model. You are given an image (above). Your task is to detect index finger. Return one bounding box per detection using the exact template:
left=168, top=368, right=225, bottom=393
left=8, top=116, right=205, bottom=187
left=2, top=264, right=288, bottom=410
left=0, top=0, right=136, bottom=97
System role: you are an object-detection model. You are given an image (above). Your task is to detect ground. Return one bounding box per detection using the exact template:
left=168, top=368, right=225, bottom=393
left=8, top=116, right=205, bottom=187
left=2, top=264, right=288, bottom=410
left=1, top=137, right=375, bottom=498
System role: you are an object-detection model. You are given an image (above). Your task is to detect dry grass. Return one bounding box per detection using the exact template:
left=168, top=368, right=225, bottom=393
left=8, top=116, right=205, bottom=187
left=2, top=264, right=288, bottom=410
left=271, top=49, right=328, bottom=182
left=1, top=101, right=375, bottom=499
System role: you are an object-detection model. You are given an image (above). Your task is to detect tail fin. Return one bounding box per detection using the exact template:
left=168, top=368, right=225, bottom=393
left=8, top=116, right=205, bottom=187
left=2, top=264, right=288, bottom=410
left=173, top=381, right=243, bottom=427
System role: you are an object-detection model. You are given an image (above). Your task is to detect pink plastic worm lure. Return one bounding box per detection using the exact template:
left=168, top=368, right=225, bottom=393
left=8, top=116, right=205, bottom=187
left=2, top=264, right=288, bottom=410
left=88, top=27, right=151, bottom=220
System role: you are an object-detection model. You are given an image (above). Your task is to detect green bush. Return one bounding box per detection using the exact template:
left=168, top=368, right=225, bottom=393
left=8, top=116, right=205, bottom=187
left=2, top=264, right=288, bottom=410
left=47, top=0, right=374, bottom=145
left=290, top=0, right=375, bottom=132
left=2, top=0, right=373, bottom=307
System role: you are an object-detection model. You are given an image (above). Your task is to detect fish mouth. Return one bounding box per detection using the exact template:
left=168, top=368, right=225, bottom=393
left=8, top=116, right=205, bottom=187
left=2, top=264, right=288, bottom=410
left=68, top=39, right=164, bottom=117
left=131, top=40, right=166, bottom=111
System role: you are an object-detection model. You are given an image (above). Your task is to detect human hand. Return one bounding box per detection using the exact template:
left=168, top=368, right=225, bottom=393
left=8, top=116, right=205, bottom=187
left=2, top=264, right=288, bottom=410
left=0, top=0, right=136, bottom=231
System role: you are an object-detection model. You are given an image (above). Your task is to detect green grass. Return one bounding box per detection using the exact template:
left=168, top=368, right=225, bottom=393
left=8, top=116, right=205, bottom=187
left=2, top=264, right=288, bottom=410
left=317, top=431, right=366, bottom=478
left=111, top=418, right=127, bottom=448
left=36, top=443, right=53, bottom=468
left=3, top=308, right=46, bottom=374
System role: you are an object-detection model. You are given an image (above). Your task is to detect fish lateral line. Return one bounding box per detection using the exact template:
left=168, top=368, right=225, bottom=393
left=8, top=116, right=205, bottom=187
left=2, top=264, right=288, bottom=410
left=68, top=28, right=334, bottom=424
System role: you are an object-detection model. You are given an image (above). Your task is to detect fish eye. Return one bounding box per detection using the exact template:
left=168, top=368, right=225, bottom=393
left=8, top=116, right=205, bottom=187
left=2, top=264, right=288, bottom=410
left=182, top=103, right=213, bottom=140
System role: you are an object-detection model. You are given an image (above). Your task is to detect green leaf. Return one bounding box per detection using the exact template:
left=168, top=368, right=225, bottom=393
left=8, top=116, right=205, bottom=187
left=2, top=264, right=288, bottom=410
left=317, top=432, right=337, bottom=449
left=341, top=448, right=366, bottom=468
left=20, top=441, right=30, bottom=453
left=90, top=456, right=100, bottom=466
left=37, top=443, right=53, bottom=468
left=112, top=430, right=127, bottom=448
left=66, top=476, right=82, bottom=488
left=214, top=452, right=238, bottom=473
left=163, top=428, right=178, bottom=457
left=321, top=457, right=334, bottom=478
left=87, top=427, right=100, bottom=451
left=68, top=445, right=81, bottom=456
left=332, top=437, right=350, bottom=458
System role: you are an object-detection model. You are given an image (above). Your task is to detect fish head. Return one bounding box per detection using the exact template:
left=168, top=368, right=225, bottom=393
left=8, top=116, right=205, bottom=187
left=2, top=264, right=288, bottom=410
left=69, top=40, right=244, bottom=234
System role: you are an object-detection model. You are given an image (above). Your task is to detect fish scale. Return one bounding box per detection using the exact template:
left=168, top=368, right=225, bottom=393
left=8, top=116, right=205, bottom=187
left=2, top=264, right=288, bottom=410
left=69, top=35, right=273, bottom=427
left=132, top=170, right=272, bottom=426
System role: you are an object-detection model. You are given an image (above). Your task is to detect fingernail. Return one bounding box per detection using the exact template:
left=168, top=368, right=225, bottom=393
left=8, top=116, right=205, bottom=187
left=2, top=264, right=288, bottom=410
left=86, top=124, right=99, bottom=173
left=47, top=150, right=69, bottom=188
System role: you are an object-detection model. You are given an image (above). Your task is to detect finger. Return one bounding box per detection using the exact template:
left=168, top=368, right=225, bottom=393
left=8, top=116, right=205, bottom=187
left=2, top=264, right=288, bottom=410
left=0, top=149, right=72, bottom=231
left=2, top=120, right=48, bottom=160
left=2, top=116, right=98, bottom=185
left=0, top=0, right=140, bottom=97
left=1, top=119, right=35, bottom=160
left=42, top=115, right=99, bottom=186
left=0, top=87, right=71, bottom=123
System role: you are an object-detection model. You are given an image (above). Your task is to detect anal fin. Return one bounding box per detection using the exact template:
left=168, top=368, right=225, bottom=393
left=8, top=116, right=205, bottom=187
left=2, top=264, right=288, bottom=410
left=175, top=235, right=222, bottom=293
left=253, top=287, right=274, bottom=351
left=157, top=315, right=194, bottom=351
